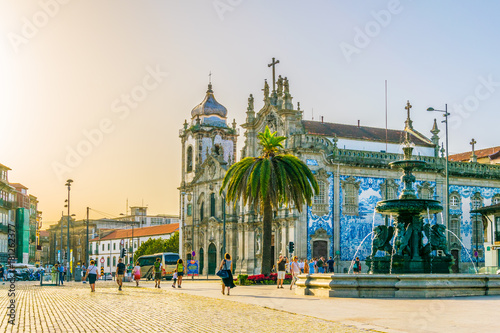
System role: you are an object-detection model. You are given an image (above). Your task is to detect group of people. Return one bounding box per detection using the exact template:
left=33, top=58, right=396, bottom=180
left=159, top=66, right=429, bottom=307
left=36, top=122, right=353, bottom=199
left=80, top=257, right=188, bottom=292
left=274, top=256, right=336, bottom=275
left=51, top=262, right=67, bottom=285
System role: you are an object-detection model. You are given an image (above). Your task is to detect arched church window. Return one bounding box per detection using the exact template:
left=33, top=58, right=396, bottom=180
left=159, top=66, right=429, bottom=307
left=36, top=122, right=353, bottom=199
left=187, top=146, right=193, bottom=173
left=471, top=193, right=483, bottom=210
left=214, top=144, right=222, bottom=156
left=493, top=194, right=500, bottom=205
left=200, top=202, right=204, bottom=221
left=341, top=177, right=360, bottom=216
left=381, top=179, right=398, bottom=200
left=210, top=193, right=216, bottom=217
left=450, top=193, right=460, bottom=209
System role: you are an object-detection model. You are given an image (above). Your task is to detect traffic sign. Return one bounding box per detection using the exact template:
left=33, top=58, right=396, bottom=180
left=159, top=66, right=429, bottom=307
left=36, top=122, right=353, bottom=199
left=191, top=251, right=195, bottom=257
left=100, top=257, right=105, bottom=264
left=120, top=239, right=124, bottom=246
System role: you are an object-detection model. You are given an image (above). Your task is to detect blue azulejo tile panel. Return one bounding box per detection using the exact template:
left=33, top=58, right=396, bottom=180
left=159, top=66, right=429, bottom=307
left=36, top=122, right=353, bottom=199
left=306, top=159, right=319, bottom=166
left=307, top=171, right=333, bottom=259
left=449, top=185, right=500, bottom=263
left=339, top=176, right=385, bottom=261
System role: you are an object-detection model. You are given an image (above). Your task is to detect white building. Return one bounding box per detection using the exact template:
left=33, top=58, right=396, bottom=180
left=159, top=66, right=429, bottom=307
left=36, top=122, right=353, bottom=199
left=89, top=223, right=178, bottom=275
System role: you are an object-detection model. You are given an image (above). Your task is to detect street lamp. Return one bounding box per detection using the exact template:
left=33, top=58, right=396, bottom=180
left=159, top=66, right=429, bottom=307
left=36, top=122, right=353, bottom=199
left=220, top=190, right=227, bottom=255
left=65, top=179, right=73, bottom=281
left=427, top=105, right=450, bottom=233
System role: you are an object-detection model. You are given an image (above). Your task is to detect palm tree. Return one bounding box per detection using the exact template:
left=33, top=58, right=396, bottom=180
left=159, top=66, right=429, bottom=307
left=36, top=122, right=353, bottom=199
left=220, top=126, right=318, bottom=275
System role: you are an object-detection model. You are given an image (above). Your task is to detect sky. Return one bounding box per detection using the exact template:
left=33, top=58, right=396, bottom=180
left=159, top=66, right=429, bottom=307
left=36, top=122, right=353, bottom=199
left=1, top=0, right=500, bottom=226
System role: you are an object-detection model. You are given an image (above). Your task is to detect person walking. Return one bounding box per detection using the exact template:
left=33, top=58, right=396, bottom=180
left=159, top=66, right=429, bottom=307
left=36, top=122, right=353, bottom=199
left=132, top=261, right=141, bottom=287
left=303, top=259, right=309, bottom=274
left=81, top=263, right=87, bottom=283
left=153, top=258, right=162, bottom=288
left=126, top=262, right=133, bottom=282
left=58, top=263, right=64, bottom=285
left=289, top=256, right=301, bottom=290
left=171, top=270, right=177, bottom=288
left=326, top=256, right=335, bottom=273
left=219, top=253, right=236, bottom=296
left=0, top=264, right=5, bottom=284
left=83, top=260, right=99, bottom=292
left=176, top=259, right=186, bottom=288
left=276, top=255, right=286, bottom=289
left=116, top=258, right=126, bottom=291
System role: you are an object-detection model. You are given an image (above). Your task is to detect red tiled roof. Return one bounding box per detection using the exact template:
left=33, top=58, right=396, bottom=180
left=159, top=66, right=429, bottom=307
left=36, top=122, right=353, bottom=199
left=301, top=120, right=434, bottom=147
left=448, top=146, right=500, bottom=162
left=90, top=223, right=178, bottom=241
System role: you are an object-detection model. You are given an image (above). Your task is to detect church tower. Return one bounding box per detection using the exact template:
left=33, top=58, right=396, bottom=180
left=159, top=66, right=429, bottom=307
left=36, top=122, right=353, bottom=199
left=179, top=82, right=238, bottom=269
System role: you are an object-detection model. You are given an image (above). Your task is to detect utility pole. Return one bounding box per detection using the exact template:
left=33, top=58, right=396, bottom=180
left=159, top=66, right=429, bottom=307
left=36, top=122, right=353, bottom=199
left=86, top=207, right=89, bottom=266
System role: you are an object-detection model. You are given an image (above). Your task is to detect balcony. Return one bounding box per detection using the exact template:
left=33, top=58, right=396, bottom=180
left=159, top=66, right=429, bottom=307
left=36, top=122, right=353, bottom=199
left=0, top=198, right=13, bottom=210
left=495, top=231, right=500, bottom=243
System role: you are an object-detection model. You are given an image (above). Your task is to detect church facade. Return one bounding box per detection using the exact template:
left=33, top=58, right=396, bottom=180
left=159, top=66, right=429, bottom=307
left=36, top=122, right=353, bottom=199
left=179, top=69, right=500, bottom=275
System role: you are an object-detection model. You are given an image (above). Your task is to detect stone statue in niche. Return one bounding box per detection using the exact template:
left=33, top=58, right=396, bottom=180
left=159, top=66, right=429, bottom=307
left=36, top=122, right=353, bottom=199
left=266, top=113, right=277, bottom=132
left=255, top=232, right=262, bottom=254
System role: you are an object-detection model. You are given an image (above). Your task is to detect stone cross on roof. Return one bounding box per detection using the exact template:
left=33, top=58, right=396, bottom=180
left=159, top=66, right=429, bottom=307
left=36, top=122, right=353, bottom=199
left=404, top=100, right=414, bottom=130
left=470, top=138, right=477, bottom=162
left=268, top=57, right=280, bottom=91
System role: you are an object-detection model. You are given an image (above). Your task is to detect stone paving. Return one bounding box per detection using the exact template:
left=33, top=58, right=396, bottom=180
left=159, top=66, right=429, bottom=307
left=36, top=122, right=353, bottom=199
left=0, top=281, right=367, bottom=333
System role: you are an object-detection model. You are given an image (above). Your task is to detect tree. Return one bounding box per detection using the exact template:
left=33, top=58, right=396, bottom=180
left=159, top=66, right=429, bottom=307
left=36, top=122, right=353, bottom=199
left=133, top=232, right=179, bottom=262
left=220, top=126, right=318, bottom=275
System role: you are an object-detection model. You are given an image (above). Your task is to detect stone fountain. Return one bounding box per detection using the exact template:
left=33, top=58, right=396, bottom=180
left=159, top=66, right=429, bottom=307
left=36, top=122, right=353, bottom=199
left=365, top=134, right=452, bottom=274
left=295, top=101, right=500, bottom=298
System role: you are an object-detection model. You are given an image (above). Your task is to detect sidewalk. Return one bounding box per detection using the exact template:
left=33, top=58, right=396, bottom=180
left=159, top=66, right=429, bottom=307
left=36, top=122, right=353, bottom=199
left=160, top=280, right=500, bottom=333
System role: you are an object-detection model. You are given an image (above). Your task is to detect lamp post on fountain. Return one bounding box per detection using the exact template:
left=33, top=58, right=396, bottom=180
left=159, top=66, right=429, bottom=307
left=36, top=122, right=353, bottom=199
left=427, top=105, right=450, bottom=234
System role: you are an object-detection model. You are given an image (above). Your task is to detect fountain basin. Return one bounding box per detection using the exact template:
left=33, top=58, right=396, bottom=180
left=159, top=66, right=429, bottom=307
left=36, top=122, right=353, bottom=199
left=390, top=159, right=427, bottom=169
left=296, top=274, right=500, bottom=298
left=376, top=199, right=442, bottom=215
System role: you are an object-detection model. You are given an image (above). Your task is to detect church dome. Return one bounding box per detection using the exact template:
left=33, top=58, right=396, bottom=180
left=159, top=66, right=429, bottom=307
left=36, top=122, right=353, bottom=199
left=191, top=83, right=227, bottom=118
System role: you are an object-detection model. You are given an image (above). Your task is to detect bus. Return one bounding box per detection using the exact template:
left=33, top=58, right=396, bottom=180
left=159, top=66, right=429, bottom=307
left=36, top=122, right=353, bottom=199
left=137, top=252, right=179, bottom=280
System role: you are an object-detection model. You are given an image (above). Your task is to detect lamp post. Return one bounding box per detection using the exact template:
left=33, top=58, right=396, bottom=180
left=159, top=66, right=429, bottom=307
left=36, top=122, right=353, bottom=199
left=86, top=207, right=90, bottom=266
left=65, top=179, right=73, bottom=281
left=427, top=105, right=449, bottom=233
left=221, top=190, right=227, bottom=255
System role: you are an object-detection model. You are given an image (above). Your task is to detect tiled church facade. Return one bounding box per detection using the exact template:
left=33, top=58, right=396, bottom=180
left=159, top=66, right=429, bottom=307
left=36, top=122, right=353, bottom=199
left=179, top=75, right=500, bottom=275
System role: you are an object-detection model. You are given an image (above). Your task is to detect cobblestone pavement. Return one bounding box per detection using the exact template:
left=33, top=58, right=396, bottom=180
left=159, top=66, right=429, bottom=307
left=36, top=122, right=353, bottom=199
left=0, top=282, right=368, bottom=333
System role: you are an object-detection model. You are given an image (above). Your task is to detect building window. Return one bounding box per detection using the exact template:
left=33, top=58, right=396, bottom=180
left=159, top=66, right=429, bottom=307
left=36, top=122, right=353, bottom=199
left=314, top=181, right=326, bottom=205
left=471, top=193, right=483, bottom=210
left=495, top=216, right=500, bottom=242
left=381, top=179, right=399, bottom=200
left=450, top=193, right=460, bottom=209
left=102, top=244, right=105, bottom=251
left=113, top=243, right=116, bottom=250
left=210, top=193, right=216, bottom=217
left=113, top=256, right=116, bottom=266
left=341, top=177, right=360, bottom=216
left=493, top=195, right=500, bottom=205
left=107, top=243, right=110, bottom=251
left=200, top=202, right=204, bottom=221
left=417, top=182, right=434, bottom=200
left=187, top=146, right=193, bottom=173
left=472, top=216, right=484, bottom=246
left=107, top=257, right=110, bottom=266
left=449, top=217, right=461, bottom=248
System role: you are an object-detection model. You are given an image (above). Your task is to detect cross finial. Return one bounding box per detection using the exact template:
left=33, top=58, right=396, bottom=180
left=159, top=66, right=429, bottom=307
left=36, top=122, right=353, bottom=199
left=405, top=100, right=412, bottom=119
left=404, top=100, right=413, bottom=130
left=470, top=138, right=477, bottom=162
left=209, top=71, right=212, bottom=84
left=267, top=57, right=280, bottom=92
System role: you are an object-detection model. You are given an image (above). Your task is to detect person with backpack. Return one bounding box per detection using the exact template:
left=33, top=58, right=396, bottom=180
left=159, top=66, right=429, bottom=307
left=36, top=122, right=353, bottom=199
left=353, top=257, right=362, bottom=274
left=176, top=259, right=186, bottom=288
left=153, top=258, right=162, bottom=288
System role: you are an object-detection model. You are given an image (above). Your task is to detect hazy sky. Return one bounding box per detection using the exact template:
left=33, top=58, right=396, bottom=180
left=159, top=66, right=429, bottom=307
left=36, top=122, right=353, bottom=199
left=1, top=1, right=499, bottom=226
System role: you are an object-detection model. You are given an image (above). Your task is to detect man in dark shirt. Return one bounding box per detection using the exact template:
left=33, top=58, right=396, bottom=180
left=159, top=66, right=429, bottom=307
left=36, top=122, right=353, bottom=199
left=276, top=255, right=286, bottom=288
left=116, top=258, right=126, bottom=291
left=326, top=256, right=335, bottom=273
left=0, top=264, right=4, bottom=283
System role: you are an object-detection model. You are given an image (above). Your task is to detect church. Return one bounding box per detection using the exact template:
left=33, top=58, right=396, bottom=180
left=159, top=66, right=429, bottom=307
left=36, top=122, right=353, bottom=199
left=179, top=61, right=500, bottom=275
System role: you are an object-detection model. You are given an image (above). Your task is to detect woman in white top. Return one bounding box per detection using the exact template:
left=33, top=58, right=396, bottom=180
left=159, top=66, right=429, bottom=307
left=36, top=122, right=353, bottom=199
left=289, top=256, right=301, bottom=290
left=83, top=260, right=99, bottom=292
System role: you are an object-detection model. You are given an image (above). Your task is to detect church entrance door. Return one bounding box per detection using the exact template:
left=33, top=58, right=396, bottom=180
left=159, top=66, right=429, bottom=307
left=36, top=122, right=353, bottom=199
left=199, top=248, right=204, bottom=275
left=208, top=243, right=217, bottom=275
left=451, top=250, right=459, bottom=273
left=313, top=240, right=327, bottom=258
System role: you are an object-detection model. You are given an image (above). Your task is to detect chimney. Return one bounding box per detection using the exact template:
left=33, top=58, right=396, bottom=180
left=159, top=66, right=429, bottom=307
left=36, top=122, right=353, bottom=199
left=358, top=120, right=360, bottom=128
left=321, top=116, right=324, bottom=123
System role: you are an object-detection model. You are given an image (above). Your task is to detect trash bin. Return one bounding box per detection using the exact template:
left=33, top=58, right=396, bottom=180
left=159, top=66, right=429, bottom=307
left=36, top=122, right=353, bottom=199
left=74, top=267, right=82, bottom=282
